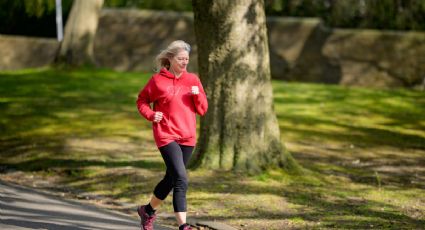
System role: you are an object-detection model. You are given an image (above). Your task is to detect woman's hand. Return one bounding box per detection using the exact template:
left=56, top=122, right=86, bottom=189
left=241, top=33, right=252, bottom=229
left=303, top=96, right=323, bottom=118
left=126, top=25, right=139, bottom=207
left=153, top=111, right=163, bottom=123
left=191, top=86, right=199, bottom=95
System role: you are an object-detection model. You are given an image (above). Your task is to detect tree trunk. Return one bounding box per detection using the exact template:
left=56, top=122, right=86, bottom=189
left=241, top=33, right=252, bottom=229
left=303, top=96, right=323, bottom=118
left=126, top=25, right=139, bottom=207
left=56, top=0, right=104, bottom=66
left=192, top=0, right=299, bottom=173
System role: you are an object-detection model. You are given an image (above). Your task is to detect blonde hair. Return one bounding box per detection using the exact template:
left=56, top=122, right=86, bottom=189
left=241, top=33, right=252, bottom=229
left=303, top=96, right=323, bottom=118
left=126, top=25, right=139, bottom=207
left=155, top=40, right=191, bottom=71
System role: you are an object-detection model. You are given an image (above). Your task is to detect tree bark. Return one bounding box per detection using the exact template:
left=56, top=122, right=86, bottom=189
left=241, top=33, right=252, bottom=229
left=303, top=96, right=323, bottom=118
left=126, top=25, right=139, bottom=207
left=56, top=0, right=104, bottom=66
left=192, top=0, right=298, bottom=173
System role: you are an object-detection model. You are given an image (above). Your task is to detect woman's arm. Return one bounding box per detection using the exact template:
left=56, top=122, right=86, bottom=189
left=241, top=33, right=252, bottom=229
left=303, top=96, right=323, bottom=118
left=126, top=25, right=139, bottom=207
left=137, top=78, right=156, bottom=121
left=192, top=79, right=208, bottom=116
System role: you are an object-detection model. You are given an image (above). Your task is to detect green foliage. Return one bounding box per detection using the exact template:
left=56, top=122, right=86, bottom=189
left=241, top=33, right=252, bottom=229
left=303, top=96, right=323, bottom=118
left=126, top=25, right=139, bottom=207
left=265, top=0, right=425, bottom=31
left=0, top=0, right=73, bottom=37
left=23, top=0, right=56, bottom=18
left=104, top=0, right=192, bottom=11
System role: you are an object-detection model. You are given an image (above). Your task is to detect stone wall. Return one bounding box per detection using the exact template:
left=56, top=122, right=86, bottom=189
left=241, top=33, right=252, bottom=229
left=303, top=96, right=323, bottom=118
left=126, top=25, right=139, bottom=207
left=323, top=29, right=425, bottom=88
left=94, top=9, right=197, bottom=72
left=268, top=17, right=425, bottom=87
left=0, top=35, right=59, bottom=71
left=1, top=9, right=424, bottom=88
left=96, top=9, right=425, bottom=88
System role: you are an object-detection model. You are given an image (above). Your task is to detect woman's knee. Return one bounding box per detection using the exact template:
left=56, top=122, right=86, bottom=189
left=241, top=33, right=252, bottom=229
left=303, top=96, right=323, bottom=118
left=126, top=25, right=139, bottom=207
left=173, top=173, right=188, bottom=191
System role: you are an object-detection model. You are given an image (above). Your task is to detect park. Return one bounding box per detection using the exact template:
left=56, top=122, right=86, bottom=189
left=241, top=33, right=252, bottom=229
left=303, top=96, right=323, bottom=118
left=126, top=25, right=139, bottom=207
left=1, top=1, right=424, bottom=229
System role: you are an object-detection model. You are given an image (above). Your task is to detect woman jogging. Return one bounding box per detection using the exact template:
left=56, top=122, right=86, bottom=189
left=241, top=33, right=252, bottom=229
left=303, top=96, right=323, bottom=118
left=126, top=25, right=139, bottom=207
left=136, top=40, right=208, bottom=230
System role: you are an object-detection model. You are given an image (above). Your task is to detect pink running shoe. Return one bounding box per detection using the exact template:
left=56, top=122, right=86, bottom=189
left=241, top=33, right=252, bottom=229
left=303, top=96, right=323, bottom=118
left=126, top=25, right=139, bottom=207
left=181, top=224, right=193, bottom=230
left=137, top=205, right=156, bottom=230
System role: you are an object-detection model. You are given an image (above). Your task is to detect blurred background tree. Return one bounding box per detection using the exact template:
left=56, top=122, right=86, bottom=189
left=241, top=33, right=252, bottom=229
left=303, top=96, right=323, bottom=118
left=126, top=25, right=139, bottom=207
left=1, top=0, right=424, bottom=38
left=56, top=0, right=104, bottom=66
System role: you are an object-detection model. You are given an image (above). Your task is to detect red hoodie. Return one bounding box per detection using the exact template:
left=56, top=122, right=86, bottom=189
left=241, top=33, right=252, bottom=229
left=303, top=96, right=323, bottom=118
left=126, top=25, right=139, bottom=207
left=137, top=68, right=208, bottom=147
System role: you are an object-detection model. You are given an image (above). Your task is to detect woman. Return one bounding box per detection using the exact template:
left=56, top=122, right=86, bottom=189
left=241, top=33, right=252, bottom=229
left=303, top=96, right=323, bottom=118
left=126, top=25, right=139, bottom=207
left=136, top=40, right=208, bottom=230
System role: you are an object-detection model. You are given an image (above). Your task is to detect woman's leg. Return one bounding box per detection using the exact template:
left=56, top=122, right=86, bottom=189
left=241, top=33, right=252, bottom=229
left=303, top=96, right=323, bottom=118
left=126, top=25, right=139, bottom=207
left=180, top=144, right=194, bottom=166
left=156, top=142, right=193, bottom=209
left=150, top=168, right=173, bottom=209
left=144, top=142, right=194, bottom=227
left=157, top=142, right=194, bottom=226
left=142, top=143, right=178, bottom=214
left=159, top=142, right=191, bottom=209
left=148, top=194, right=163, bottom=209
left=174, top=144, right=194, bottom=227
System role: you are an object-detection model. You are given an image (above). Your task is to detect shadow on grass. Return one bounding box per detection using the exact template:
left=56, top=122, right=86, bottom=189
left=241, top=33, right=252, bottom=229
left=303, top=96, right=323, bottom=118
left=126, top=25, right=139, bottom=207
left=0, top=68, right=157, bottom=167
left=273, top=82, right=425, bottom=148
left=189, top=170, right=425, bottom=229
left=281, top=188, right=423, bottom=228
left=0, top=68, right=150, bottom=139
left=0, top=134, right=165, bottom=200
left=0, top=133, right=161, bottom=169
left=291, top=148, right=425, bottom=188
left=1, top=157, right=163, bottom=171
left=272, top=81, right=425, bottom=191
left=61, top=169, right=164, bottom=199
left=277, top=113, right=425, bottom=149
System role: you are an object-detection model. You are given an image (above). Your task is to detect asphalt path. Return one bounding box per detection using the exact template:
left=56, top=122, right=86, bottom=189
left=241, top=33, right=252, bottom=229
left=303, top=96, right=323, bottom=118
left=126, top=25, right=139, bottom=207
left=0, top=180, right=171, bottom=230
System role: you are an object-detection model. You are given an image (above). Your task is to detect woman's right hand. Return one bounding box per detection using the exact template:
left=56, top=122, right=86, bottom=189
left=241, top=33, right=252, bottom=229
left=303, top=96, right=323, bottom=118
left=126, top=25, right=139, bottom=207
left=153, top=111, right=163, bottom=123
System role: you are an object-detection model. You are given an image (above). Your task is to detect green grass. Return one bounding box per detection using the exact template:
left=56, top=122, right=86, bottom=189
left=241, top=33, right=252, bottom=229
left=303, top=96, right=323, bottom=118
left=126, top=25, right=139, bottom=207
left=274, top=82, right=425, bottom=149
left=1, top=68, right=424, bottom=229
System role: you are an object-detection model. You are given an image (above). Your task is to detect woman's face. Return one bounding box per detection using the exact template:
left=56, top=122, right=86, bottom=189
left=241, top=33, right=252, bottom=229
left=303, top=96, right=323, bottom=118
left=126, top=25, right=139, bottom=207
left=169, top=50, right=189, bottom=73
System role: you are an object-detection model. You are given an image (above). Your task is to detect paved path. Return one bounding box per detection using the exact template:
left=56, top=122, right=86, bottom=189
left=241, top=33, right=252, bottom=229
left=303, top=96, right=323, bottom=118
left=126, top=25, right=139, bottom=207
left=0, top=180, right=171, bottom=230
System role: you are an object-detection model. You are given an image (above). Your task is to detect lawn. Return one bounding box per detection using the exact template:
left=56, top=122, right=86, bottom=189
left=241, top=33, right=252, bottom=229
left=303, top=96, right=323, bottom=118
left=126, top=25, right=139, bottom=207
left=0, top=68, right=424, bottom=229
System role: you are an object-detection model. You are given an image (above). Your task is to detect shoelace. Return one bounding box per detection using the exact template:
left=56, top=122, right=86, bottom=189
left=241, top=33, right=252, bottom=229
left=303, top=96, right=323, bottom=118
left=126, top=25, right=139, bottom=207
left=142, top=212, right=156, bottom=223
left=144, top=215, right=155, bottom=224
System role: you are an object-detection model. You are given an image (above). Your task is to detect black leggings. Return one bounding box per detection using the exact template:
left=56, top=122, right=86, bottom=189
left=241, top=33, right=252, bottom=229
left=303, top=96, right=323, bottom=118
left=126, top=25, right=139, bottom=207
left=153, top=141, right=193, bottom=212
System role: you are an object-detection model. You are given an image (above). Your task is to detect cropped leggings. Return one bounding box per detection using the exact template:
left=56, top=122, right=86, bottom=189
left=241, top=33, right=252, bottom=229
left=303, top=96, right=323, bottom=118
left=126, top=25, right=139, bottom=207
left=153, top=141, right=193, bottom=212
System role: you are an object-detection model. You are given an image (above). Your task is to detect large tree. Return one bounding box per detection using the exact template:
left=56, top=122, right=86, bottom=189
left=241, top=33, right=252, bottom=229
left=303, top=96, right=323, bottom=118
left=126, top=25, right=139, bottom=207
left=191, top=0, right=298, bottom=173
left=56, top=0, right=104, bottom=66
